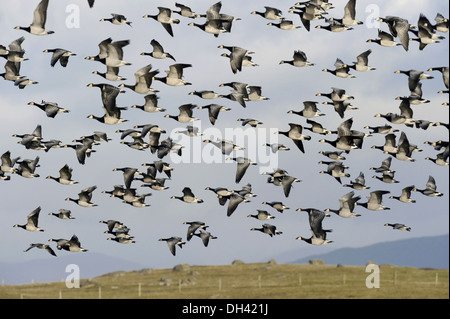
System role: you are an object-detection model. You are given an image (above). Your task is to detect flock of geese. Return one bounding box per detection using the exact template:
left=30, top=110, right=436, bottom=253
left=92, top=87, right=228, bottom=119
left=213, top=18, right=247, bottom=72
left=0, top=0, right=448, bottom=260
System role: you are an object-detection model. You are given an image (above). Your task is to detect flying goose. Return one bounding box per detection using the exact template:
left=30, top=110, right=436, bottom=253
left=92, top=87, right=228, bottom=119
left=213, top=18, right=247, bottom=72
left=262, top=201, right=289, bottom=213
left=296, top=208, right=333, bottom=245
left=159, top=236, right=185, bottom=256
left=329, top=0, right=362, bottom=26
left=24, top=243, right=56, bottom=256
left=375, top=16, right=413, bottom=51
left=325, top=191, right=361, bottom=218
left=276, top=123, right=311, bottom=153
left=343, top=172, right=370, bottom=190
left=251, top=7, right=284, bottom=20
left=410, top=26, right=444, bottom=50
left=86, top=39, right=132, bottom=67
left=288, top=101, right=324, bottom=118
left=63, top=142, right=95, bottom=165
left=428, top=67, right=449, bottom=91
left=15, top=0, right=54, bottom=35
left=323, top=58, right=355, bottom=78
left=319, top=161, right=350, bottom=184
left=183, top=221, right=207, bottom=241
left=366, top=29, right=401, bottom=47
left=227, top=157, right=257, bottom=184
left=205, top=186, right=233, bottom=206
left=318, top=149, right=346, bottom=160
left=86, top=83, right=128, bottom=125
left=43, top=48, right=76, bottom=68
left=13, top=207, right=44, bottom=232
left=66, top=186, right=98, bottom=207
left=113, top=167, right=141, bottom=189
left=263, top=143, right=290, bottom=153
left=100, top=14, right=132, bottom=26
left=315, top=19, right=354, bottom=32
left=384, top=223, right=411, bottom=231
left=192, top=229, right=217, bottom=247
left=46, top=164, right=78, bottom=185
left=203, top=138, right=243, bottom=155
left=165, top=104, right=199, bottom=123
left=48, top=238, right=69, bottom=250
left=188, top=20, right=227, bottom=37
left=153, top=63, right=192, bottom=86
left=131, top=94, right=165, bottom=113
left=27, top=100, right=69, bottom=118
left=357, top=190, right=391, bottom=211
left=92, top=66, right=126, bottom=81
left=14, top=156, right=40, bottom=178
left=413, top=176, right=444, bottom=197
left=141, top=39, right=176, bottom=61
left=189, top=90, right=223, bottom=99
left=234, top=183, right=257, bottom=198
left=389, top=186, right=416, bottom=203
left=14, top=77, right=38, bottom=89
left=197, top=104, right=231, bottom=125
left=1, top=61, right=25, bottom=81
left=370, top=157, right=394, bottom=174
left=433, top=13, right=449, bottom=33
left=49, top=209, right=75, bottom=220
left=63, top=235, right=88, bottom=252
left=99, top=220, right=127, bottom=232
left=251, top=224, right=283, bottom=237
left=237, top=118, right=263, bottom=127
left=279, top=50, right=314, bottom=67
left=384, top=132, right=416, bottom=162
left=107, top=237, right=135, bottom=244
left=143, top=7, right=180, bottom=37
left=227, top=193, right=250, bottom=217
left=268, top=20, right=301, bottom=30
left=425, top=146, right=449, bottom=166
left=349, top=49, right=375, bottom=72
left=372, top=171, right=399, bottom=184
left=218, top=46, right=255, bottom=74
left=171, top=187, right=204, bottom=203
left=174, top=3, right=202, bottom=19
left=1, top=151, right=20, bottom=173
left=247, top=210, right=276, bottom=220
left=268, top=175, right=301, bottom=198
left=119, top=64, right=159, bottom=94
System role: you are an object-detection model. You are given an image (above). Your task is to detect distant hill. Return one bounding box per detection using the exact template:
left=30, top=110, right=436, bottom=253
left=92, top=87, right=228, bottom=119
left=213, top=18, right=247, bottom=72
left=289, top=234, right=449, bottom=269
left=0, top=253, right=148, bottom=286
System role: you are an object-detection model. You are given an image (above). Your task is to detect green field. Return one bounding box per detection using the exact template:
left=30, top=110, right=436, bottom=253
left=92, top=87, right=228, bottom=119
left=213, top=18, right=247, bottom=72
left=0, top=262, right=448, bottom=299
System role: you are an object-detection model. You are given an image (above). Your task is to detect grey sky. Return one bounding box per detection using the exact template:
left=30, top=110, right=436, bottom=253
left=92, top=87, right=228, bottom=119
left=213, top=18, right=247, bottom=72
left=0, top=0, right=448, bottom=280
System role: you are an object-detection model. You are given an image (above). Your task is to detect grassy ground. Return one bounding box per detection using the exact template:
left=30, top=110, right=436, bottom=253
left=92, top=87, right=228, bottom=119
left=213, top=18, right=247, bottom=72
left=0, top=262, right=448, bottom=299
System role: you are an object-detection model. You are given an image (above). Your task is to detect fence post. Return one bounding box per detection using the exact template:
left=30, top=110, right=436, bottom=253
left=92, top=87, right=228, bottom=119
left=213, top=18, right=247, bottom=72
left=298, top=274, right=302, bottom=286
left=435, top=273, right=439, bottom=286
left=138, top=283, right=141, bottom=297
left=99, top=286, right=102, bottom=299
left=343, top=274, right=346, bottom=285
left=219, top=279, right=222, bottom=291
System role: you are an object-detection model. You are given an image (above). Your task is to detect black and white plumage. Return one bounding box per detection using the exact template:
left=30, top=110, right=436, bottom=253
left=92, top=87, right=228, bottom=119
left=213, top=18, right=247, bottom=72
left=43, top=48, right=76, bottom=67
left=143, top=7, right=180, bottom=37
left=48, top=209, right=75, bottom=220
left=171, top=187, right=204, bottom=203
left=15, top=0, right=54, bottom=35
left=227, top=157, right=257, bottom=184
left=279, top=50, right=314, bottom=67
left=251, top=223, right=283, bottom=237
left=46, top=164, right=78, bottom=185
left=24, top=243, right=56, bottom=256
left=159, top=236, right=185, bottom=256
left=13, top=207, right=44, bottom=232
left=413, top=176, right=444, bottom=197
left=65, top=186, right=98, bottom=207
left=27, top=100, right=70, bottom=118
